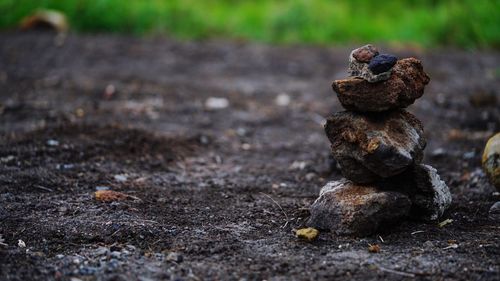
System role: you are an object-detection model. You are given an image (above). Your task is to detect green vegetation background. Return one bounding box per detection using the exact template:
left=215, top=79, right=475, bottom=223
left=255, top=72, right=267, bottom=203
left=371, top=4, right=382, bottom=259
left=1, top=0, right=499, bottom=48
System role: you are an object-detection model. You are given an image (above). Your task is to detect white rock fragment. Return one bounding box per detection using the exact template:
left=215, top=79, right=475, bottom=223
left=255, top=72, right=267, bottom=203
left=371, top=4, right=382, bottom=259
left=114, top=174, right=128, bottom=182
left=46, top=139, right=59, bottom=146
left=205, top=97, right=229, bottom=110
left=18, top=239, right=26, bottom=248
left=275, top=93, right=291, bottom=106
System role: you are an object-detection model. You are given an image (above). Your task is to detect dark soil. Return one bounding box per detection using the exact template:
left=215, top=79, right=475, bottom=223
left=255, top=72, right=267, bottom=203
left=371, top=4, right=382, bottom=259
left=0, top=31, right=499, bottom=281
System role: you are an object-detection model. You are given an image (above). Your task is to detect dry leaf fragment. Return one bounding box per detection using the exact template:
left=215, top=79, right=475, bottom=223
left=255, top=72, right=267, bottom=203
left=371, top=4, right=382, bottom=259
left=368, top=244, right=381, bottom=253
left=295, top=227, right=319, bottom=242
left=438, top=218, right=453, bottom=228
left=94, top=190, right=138, bottom=202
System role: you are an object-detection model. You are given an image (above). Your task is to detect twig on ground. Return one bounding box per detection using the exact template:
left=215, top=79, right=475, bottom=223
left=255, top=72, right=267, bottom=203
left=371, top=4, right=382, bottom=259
left=34, top=184, right=53, bottom=192
left=411, top=230, right=425, bottom=235
left=259, top=192, right=289, bottom=228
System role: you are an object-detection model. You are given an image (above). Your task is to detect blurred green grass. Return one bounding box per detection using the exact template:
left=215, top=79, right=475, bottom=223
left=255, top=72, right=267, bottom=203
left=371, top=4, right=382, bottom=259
left=1, top=0, right=499, bottom=48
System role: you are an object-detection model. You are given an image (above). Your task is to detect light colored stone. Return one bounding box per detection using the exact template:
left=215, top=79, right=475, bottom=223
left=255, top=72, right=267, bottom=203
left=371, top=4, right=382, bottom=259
left=307, top=179, right=410, bottom=236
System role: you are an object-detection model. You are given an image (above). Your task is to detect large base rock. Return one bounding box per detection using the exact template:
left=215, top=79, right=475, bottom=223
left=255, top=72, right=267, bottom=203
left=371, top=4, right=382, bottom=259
left=334, top=58, right=430, bottom=112
left=324, top=110, right=426, bottom=183
left=307, top=179, right=411, bottom=236
left=383, top=164, right=452, bottom=221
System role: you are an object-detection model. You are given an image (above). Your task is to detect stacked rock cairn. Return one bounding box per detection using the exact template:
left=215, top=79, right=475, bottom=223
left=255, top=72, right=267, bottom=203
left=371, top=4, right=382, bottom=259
left=307, top=45, right=452, bottom=236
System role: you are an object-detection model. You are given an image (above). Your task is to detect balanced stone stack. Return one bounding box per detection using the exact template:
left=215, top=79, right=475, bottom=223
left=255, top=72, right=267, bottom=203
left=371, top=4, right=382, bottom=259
left=307, top=45, right=452, bottom=236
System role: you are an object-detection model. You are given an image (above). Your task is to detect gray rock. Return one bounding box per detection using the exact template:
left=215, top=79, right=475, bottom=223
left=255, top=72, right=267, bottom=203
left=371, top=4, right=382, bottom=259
left=324, top=110, right=426, bottom=183
left=307, top=179, right=411, bottom=236
left=348, top=53, right=391, bottom=83
left=489, top=201, right=500, bottom=221
left=166, top=252, right=183, bottom=263
left=383, top=164, right=452, bottom=221
left=410, top=164, right=452, bottom=221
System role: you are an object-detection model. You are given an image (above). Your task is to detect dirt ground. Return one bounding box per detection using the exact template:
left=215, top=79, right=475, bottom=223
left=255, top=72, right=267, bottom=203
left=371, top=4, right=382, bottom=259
left=0, top=31, right=499, bottom=281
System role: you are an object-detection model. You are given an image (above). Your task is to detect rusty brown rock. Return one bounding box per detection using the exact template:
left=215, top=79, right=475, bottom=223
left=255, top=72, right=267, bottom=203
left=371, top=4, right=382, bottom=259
left=334, top=58, right=430, bottom=112
left=325, top=110, right=426, bottom=183
left=307, top=179, right=411, bottom=236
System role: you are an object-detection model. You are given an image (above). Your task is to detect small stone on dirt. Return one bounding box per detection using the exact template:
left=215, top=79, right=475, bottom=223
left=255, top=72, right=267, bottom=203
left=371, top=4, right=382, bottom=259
left=205, top=97, right=229, bottom=110
left=295, top=227, right=319, bottom=241
left=423, top=240, right=434, bottom=249
left=46, top=139, right=59, bottom=146
left=166, top=252, right=183, bottom=263
left=114, top=174, right=128, bottom=182
left=275, top=93, right=291, bottom=106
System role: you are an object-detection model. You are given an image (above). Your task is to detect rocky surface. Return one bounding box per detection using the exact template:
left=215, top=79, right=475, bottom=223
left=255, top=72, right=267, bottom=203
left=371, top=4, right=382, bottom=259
left=324, top=110, right=426, bottom=183
left=482, top=133, right=500, bottom=190
left=307, top=179, right=411, bottom=236
left=334, top=58, right=430, bottom=112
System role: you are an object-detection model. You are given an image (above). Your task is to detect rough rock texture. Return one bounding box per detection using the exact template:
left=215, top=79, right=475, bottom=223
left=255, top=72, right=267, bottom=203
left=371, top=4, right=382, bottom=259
left=351, top=44, right=379, bottom=63
left=385, top=164, right=452, bottom=221
left=324, top=110, right=426, bottom=183
left=368, top=54, right=398, bottom=74
left=348, top=55, right=391, bottom=83
left=482, top=132, right=500, bottom=190
left=489, top=201, right=500, bottom=221
left=307, top=179, right=411, bottom=236
left=410, top=164, right=452, bottom=221
left=334, top=58, right=430, bottom=112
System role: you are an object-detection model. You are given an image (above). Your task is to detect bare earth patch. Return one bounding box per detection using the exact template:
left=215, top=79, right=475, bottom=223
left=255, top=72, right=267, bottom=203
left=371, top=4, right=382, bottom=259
left=0, top=32, right=499, bottom=280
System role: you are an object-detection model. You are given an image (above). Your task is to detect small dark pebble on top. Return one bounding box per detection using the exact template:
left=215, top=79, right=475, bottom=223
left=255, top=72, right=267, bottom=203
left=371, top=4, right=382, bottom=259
left=368, top=54, right=398, bottom=74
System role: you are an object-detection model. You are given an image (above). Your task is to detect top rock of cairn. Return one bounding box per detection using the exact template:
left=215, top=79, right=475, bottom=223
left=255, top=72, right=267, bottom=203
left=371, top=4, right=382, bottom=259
left=334, top=44, right=430, bottom=112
